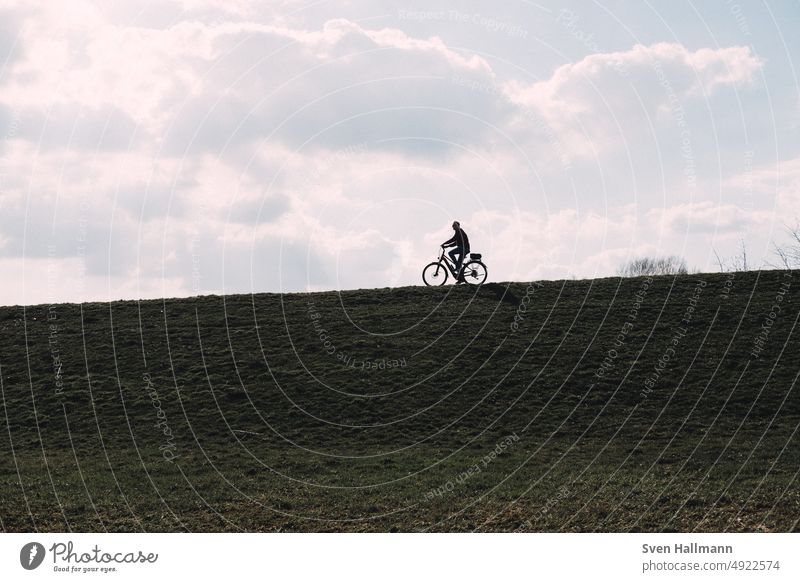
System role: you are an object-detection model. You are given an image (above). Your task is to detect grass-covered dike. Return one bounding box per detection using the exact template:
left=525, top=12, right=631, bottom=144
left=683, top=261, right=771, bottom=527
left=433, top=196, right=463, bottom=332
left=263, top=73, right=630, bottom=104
left=1, top=270, right=798, bottom=532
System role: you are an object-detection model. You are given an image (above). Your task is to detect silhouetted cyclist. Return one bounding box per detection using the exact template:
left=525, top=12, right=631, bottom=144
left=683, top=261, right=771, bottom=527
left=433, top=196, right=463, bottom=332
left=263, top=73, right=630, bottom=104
left=442, top=221, right=470, bottom=283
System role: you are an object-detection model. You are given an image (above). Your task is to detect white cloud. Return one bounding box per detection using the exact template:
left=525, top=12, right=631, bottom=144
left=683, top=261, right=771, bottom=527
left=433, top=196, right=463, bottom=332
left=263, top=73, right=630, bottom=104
left=727, top=155, right=800, bottom=217
left=504, top=42, right=762, bottom=157
left=648, top=201, right=759, bottom=235
left=507, top=43, right=761, bottom=117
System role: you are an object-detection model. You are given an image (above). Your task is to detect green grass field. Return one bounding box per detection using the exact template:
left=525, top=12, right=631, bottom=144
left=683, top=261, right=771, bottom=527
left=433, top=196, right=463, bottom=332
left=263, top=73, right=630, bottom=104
left=1, top=270, right=798, bottom=532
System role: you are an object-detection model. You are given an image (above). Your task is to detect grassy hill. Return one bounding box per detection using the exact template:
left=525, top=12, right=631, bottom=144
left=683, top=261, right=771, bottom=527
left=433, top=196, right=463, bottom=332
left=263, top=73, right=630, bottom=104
left=1, top=270, right=798, bottom=532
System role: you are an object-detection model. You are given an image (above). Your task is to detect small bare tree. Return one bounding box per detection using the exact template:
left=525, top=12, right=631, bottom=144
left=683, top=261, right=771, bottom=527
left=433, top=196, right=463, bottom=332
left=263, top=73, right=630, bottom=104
left=713, top=239, right=749, bottom=272
left=739, top=238, right=748, bottom=272
left=771, top=222, right=800, bottom=269
left=617, top=255, right=688, bottom=277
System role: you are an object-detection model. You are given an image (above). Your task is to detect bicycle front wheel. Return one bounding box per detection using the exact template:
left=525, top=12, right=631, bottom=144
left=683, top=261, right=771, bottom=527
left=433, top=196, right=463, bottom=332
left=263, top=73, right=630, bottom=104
left=461, top=261, right=488, bottom=285
left=422, top=262, right=449, bottom=286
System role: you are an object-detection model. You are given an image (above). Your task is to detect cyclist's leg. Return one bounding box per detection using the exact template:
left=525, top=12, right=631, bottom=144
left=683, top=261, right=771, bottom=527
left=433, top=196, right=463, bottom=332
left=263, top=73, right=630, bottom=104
left=460, top=248, right=470, bottom=278
left=448, top=248, right=459, bottom=271
left=449, top=248, right=465, bottom=280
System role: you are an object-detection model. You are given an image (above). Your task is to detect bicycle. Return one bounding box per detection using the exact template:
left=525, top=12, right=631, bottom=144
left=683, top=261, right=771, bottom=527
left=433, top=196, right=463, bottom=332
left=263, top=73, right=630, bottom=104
left=422, top=247, right=488, bottom=286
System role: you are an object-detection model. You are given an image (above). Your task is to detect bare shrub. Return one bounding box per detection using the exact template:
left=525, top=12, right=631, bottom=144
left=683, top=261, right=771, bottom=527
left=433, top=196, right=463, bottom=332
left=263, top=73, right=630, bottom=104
left=617, top=256, right=688, bottom=277
left=713, top=239, right=749, bottom=272
left=771, top=222, right=800, bottom=269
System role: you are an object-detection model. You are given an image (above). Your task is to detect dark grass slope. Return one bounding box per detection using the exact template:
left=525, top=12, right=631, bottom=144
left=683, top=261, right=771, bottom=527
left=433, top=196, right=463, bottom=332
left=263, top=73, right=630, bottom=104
left=1, top=270, right=798, bottom=532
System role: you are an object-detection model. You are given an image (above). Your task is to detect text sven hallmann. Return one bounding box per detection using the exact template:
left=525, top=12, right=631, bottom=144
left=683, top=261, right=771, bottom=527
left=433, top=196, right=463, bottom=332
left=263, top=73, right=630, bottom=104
left=642, top=543, right=733, bottom=554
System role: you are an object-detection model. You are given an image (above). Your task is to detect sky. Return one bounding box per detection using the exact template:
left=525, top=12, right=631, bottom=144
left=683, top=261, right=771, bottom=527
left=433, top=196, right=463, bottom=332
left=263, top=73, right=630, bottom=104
left=0, top=0, right=799, bottom=305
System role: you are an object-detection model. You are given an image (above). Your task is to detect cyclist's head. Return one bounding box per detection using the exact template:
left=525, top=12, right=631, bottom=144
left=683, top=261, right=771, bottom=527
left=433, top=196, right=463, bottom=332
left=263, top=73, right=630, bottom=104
left=452, top=221, right=461, bottom=230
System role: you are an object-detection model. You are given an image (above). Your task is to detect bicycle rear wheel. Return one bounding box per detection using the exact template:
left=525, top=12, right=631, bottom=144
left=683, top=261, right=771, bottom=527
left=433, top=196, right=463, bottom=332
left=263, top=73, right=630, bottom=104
left=461, top=260, right=487, bottom=285
left=422, top=262, right=449, bottom=286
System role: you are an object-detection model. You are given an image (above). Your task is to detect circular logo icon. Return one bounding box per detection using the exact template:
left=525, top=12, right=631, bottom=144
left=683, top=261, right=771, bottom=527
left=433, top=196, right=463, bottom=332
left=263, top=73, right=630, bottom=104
left=20, top=542, right=46, bottom=570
